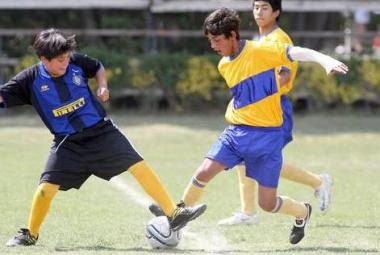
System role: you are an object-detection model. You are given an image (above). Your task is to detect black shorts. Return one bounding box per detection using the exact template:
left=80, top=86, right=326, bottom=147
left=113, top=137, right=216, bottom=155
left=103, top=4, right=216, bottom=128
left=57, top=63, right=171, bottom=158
left=40, top=119, right=143, bottom=191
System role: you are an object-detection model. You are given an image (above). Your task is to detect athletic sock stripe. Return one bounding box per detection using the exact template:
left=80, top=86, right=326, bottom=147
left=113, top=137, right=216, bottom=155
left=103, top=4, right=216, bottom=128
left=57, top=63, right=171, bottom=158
left=271, top=196, right=283, bottom=213
left=192, top=177, right=206, bottom=188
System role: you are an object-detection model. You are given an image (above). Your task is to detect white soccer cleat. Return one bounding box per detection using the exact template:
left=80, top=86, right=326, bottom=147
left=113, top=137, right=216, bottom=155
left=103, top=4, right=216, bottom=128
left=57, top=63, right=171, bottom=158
left=314, top=173, right=333, bottom=214
left=218, top=212, right=259, bottom=226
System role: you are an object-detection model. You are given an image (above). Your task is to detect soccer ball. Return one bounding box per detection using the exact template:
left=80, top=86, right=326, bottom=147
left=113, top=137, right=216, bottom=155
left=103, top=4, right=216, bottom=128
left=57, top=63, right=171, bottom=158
left=145, top=216, right=182, bottom=249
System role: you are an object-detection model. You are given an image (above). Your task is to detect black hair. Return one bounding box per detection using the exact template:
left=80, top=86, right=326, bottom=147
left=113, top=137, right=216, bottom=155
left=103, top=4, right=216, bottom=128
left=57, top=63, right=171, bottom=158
left=253, top=0, right=282, bottom=21
left=203, top=8, right=241, bottom=40
left=33, top=28, right=77, bottom=60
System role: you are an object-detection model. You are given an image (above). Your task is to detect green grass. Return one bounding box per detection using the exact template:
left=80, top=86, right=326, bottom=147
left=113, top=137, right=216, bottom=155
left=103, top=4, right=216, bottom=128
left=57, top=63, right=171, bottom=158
left=0, top=112, right=379, bottom=255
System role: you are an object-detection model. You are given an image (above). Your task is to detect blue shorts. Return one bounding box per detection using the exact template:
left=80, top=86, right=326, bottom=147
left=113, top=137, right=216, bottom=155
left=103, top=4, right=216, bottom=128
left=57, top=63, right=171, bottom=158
left=281, top=95, right=293, bottom=147
left=206, top=125, right=283, bottom=188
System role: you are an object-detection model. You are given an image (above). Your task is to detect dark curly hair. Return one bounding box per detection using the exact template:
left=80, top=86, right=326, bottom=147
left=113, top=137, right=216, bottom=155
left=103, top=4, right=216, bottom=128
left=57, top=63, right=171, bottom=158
left=203, top=8, right=241, bottom=39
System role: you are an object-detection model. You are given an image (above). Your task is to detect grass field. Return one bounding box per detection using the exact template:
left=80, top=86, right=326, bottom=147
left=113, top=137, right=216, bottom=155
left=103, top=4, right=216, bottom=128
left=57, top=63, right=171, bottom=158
left=0, top=112, right=379, bottom=255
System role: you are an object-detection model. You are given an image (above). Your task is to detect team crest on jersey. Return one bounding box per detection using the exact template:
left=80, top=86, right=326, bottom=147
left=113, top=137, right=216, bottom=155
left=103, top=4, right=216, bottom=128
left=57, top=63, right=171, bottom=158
left=40, top=85, right=49, bottom=92
left=72, top=74, right=82, bottom=86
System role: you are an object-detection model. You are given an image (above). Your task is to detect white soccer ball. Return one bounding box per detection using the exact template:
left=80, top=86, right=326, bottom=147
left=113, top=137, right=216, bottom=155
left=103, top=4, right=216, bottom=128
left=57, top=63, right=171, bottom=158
left=145, top=216, right=182, bottom=249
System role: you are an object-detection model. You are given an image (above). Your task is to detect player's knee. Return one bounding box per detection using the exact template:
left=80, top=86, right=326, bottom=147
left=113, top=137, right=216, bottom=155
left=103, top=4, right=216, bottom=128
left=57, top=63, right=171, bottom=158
left=194, top=170, right=209, bottom=183
left=194, top=159, right=224, bottom=183
left=194, top=164, right=213, bottom=182
left=258, top=199, right=276, bottom=212
left=38, top=182, right=59, bottom=198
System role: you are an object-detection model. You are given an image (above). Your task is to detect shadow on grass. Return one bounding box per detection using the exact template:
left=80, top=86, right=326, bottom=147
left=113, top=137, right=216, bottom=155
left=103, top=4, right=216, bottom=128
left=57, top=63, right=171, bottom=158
left=55, top=246, right=249, bottom=254
left=257, top=246, right=379, bottom=253
left=316, top=223, right=380, bottom=230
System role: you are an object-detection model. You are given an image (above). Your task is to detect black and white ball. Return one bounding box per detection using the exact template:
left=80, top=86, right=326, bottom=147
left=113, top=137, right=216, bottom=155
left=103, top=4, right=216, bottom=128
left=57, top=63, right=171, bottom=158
left=145, top=216, right=182, bottom=249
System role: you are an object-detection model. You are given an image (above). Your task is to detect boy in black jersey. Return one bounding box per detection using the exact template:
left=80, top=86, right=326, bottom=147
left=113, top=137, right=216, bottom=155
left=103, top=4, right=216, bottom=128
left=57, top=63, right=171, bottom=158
left=0, top=28, right=206, bottom=247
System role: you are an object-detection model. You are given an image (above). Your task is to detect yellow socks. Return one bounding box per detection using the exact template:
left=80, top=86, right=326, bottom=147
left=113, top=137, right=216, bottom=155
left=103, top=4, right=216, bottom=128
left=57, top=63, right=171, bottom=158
left=181, top=176, right=207, bottom=206
left=272, top=196, right=307, bottom=218
left=281, top=163, right=322, bottom=189
left=28, top=182, right=59, bottom=238
left=237, top=165, right=258, bottom=215
left=129, top=160, right=176, bottom=217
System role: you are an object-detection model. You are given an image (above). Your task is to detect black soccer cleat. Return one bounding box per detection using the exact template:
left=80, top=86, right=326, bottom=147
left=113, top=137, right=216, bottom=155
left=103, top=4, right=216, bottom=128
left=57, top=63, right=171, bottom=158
left=289, top=203, right=312, bottom=244
left=149, top=200, right=186, bottom=217
left=6, top=228, right=38, bottom=247
left=168, top=204, right=207, bottom=231
left=148, top=203, right=165, bottom=217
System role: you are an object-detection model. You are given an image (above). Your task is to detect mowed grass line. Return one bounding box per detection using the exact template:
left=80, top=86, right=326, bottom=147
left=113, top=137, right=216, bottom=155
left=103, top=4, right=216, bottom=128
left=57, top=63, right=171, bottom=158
left=0, top=113, right=379, bottom=255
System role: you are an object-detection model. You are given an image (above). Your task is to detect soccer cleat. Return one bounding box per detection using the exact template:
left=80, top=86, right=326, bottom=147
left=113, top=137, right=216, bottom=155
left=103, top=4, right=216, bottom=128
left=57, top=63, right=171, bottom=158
left=314, top=173, right=333, bottom=214
left=289, top=203, right=312, bottom=245
left=6, top=228, right=38, bottom=247
left=148, top=203, right=165, bottom=217
left=148, top=200, right=186, bottom=217
left=168, top=204, right=207, bottom=231
left=217, top=212, right=260, bottom=226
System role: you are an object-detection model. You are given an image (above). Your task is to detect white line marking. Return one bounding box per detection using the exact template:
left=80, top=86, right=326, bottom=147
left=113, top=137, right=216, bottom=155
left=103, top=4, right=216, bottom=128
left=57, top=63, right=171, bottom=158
left=110, top=176, right=152, bottom=207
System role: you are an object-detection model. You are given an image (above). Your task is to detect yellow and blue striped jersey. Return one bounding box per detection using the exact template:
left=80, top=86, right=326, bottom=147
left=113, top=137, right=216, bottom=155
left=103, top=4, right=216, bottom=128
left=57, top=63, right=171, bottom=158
left=255, top=27, right=298, bottom=94
left=219, top=39, right=294, bottom=127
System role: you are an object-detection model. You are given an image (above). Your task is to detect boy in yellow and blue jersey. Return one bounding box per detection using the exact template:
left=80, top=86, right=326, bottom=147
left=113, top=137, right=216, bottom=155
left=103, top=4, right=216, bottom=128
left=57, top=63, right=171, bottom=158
left=149, top=7, right=348, bottom=244
left=218, top=0, right=333, bottom=227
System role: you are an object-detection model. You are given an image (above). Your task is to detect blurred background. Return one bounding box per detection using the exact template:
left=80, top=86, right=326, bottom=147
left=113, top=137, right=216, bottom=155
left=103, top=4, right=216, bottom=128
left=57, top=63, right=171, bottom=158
left=0, top=0, right=380, bottom=113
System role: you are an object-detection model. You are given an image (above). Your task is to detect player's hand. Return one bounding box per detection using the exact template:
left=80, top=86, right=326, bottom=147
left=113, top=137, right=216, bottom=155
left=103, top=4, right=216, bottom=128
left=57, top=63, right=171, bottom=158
left=97, top=87, right=110, bottom=102
left=325, top=59, right=349, bottom=75
left=278, top=67, right=291, bottom=87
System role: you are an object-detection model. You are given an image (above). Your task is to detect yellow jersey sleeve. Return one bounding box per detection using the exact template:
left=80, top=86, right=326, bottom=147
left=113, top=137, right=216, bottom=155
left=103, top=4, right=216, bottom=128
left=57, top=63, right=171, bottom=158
left=260, top=28, right=298, bottom=94
left=250, top=40, right=292, bottom=69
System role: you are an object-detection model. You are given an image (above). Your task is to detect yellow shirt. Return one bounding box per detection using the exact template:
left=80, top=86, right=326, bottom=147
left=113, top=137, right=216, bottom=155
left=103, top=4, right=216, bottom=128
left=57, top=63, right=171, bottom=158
left=256, top=27, right=298, bottom=94
left=219, top=39, right=294, bottom=127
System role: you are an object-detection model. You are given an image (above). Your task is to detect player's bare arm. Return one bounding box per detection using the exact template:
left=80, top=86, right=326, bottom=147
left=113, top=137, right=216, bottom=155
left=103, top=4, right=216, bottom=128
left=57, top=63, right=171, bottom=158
left=0, top=94, right=3, bottom=103
left=289, top=47, right=349, bottom=75
left=278, top=66, right=291, bottom=86
left=95, top=65, right=109, bottom=102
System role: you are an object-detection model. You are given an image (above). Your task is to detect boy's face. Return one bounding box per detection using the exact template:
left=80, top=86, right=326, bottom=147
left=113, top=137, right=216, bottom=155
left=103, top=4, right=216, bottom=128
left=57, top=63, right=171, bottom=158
left=253, top=1, right=279, bottom=28
left=41, top=52, right=71, bottom=77
left=207, top=32, right=237, bottom=57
